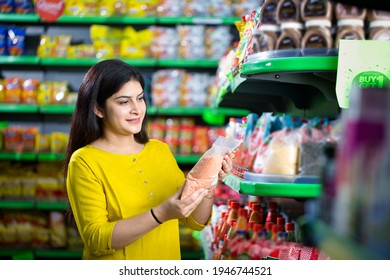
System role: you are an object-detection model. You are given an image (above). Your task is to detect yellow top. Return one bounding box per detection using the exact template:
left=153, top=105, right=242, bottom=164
left=66, top=139, right=208, bottom=260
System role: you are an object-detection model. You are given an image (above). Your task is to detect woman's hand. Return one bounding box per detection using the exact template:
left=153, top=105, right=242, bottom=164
left=218, top=150, right=234, bottom=181
left=153, top=183, right=209, bottom=223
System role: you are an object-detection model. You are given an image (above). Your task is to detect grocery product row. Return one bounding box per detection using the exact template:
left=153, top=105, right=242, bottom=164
left=203, top=199, right=330, bottom=260
left=1, top=24, right=233, bottom=60
left=0, top=117, right=225, bottom=155
left=0, top=0, right=258, bottom=18
left=254, top=0, right=390, bottom=52
left=0, top=69, right=217, bottom=108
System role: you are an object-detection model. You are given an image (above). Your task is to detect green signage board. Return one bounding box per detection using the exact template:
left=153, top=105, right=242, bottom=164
left=336, top=40, right=390, bottom=108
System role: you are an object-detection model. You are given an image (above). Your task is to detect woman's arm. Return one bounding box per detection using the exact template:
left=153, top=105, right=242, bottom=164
left=111, top=186, right=209, bottom=250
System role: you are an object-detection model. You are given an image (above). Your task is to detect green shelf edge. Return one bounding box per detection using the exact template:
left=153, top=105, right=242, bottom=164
left=240, top=181, right=322, bottom=198
left=0, top=200, right=35, bottom=209
left=36, top=153, right=65, bottom=161
left=157, top=59, right=219, bottom=68
left=0, top=103, right=38, bottom=113
left=0, top=13, right=239, bottom=25
left=34, top=249, right=82, bottom=259
left=0, top=152, right=36, bottom=161
left=174, top=154, right=201, bottom=164
left=0, top=55, right=39, bottom=65
left=0, top=13, right=39, bottom=22
left=39, top=105, right=75, bottom=114
left=0, top=152, right=65, bottom=161
left=223, top=174, right=321, bottom=198
left=55, top=15, right=157, bottom=24
left=0, top=249, right=34, bottom=260
left=241, top=56, right=338, bottom=76
left=36, top=201, right=68, bottom=211
left=6, top=57, right=219, bottom=68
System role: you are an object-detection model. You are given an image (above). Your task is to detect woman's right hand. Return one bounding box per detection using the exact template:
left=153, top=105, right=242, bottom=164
left=152, top=183, right=209, bottom=223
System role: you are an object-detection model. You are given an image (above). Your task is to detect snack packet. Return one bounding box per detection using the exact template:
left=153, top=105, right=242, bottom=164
left=181, top=136, right=241, bottom=199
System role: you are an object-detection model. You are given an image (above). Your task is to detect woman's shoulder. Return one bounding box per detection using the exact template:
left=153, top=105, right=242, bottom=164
left=69, top=145, right=97, bottom=162
left=147, top=139, right=170, bottom=150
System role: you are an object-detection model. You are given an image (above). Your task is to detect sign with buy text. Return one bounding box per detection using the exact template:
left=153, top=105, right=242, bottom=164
left=336, top=40, right=390, bottom=108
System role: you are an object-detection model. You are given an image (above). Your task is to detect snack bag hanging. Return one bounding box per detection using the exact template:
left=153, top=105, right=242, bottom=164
left=181, top=136, right=241, bottom=199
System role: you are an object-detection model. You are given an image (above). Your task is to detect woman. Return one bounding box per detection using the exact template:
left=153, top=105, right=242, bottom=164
left=64, top=59, right=233, bottom=260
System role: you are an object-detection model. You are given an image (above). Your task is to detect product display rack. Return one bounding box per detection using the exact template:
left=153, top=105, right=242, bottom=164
left=223, top=174, right=322, bottom=198
left=217, top=50, right=341, bottom=118
left=214, top=42, right=389, bottom=259
left=0, top=11, right=246, bottom=260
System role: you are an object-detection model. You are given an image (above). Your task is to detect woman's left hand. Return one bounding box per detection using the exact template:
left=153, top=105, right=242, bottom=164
left=218, top=150, right=234, bottom=181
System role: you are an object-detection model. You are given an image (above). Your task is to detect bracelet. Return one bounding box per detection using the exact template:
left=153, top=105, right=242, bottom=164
left=150, top=208, right=163, bottom=224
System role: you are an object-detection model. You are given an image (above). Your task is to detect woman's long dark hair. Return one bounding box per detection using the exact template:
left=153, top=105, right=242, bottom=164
left=63, top=59, right=149, bottom=226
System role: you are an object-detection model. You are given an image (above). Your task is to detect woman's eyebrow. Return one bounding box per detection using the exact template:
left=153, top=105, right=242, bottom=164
left=114, top=91, right=144, bottom=100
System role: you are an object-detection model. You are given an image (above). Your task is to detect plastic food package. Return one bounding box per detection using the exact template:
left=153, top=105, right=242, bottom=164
left=181, top=136, right=241, bottom=199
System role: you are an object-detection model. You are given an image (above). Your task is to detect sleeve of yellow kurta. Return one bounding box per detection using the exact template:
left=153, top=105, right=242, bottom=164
left=159, top=143, right=212, bottom=231
left=66, top=154, right=116, bottom=257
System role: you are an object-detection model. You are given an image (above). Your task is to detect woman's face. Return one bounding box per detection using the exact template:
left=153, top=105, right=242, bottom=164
left=97, top=80, right=146, bottom=137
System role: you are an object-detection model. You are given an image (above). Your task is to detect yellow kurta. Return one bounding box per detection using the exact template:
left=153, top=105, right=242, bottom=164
left=66, top=139, right=208, bottom=260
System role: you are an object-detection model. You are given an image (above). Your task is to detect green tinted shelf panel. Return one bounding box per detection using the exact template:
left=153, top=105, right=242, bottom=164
left=158, top=17, right=240, bottom=25
left=36, top=201, right=68, bottom=211
left=157, top=59, right=219, bottom=68
left=0, top=152, right=36, bottom=161
left=40, top=58, right=157, bottom=67
left=240, top=181, right=322, bottom=198
left=0, top=200, right=35, bottom=209
left=35, top=250, right=82, bottom=259
left=241, top=56, right=338, bottom=76
left=223, top=174, right=321, bottom=198
left=37, top=153, right=65, bottom=161
left=0, top=104, right=38, bottom=113
left=0, top=55, right=39, bottom=65
left=121, top=58, right=157, bottom=67
left=56, top=15, right=157, bottom=24
left=39, top=105, right=75, bottom=114
left=0, top=13, right=40, bottom=22
left=40, top=58, right=100, bottom=66
left=174, top=154, right=201, bottom=164
left=0, top=249, right=34, bottom=260
left=156, top=107, right=205, bottom=115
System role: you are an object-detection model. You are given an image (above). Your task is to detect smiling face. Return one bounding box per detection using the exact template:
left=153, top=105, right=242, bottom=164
left=95, top=80, right=146, bottom=139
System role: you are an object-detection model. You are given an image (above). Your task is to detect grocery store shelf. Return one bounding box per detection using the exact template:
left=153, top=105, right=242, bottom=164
left=158, top=58, right=219, bottom=68
left=0, top=103, right=38, bottom=113
left=0, top=55, right=40, bottom=65
left=0, top=249, right=82, bottom=260
left=0, top=13, right=39, bottom=22
left=223, top=174, right=322, bottom=198
left=0, top=13, right=240, bottom=25
left=39, top=105, right=75, bottom=114
left=0, top=200, right=35, bottom=210
left=0, top=152, right=36, bottom=161
left=34, top=249, right=82, bottom=259
left=217, top=49, right=341, bottom=118
left=174, top=154, right=201, bottom=165
left=0, top=200, right=67, bottom=211
left=55, top=15, right=158, bottom=24
left=0, top=151, right=200, bottom=164
left=36, top=201, right=68, bottom=211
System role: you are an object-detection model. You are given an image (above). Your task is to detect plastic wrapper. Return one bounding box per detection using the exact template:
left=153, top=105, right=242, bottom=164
left=181, top=136, right=241, bottom=199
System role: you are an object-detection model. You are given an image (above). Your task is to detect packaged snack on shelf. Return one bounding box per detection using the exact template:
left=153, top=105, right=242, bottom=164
left=7, top=26, right=25, bottom=56
left=181, top=136, right=241, bottom=199
left=4, top=77, right=22, bottom=104
left=21, top=79, right=39, bottom=105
